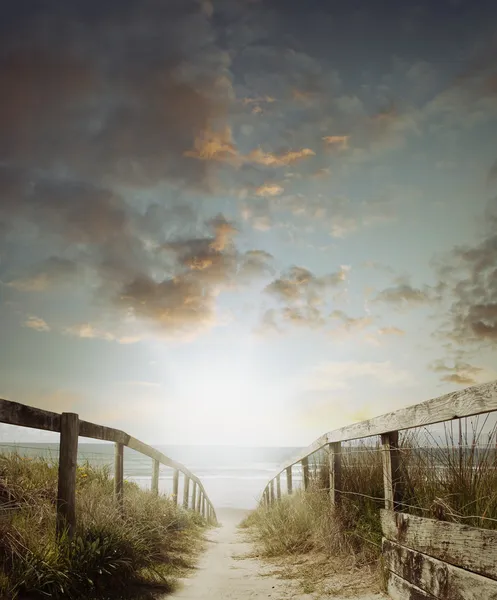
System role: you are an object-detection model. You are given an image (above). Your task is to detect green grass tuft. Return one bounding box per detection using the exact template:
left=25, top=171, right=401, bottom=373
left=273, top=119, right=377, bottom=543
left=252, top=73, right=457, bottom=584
left=0, top=452, right=206, bottom=599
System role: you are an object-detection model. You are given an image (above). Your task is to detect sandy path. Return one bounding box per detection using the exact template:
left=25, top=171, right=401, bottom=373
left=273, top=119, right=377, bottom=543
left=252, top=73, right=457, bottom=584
left=167, top=508, right=386, bottom=600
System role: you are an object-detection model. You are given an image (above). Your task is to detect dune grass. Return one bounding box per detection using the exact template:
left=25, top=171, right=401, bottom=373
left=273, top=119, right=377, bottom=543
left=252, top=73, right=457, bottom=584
left=0, top=452, right=206, bottom=600
left=242, top=417, right=497, bottom=590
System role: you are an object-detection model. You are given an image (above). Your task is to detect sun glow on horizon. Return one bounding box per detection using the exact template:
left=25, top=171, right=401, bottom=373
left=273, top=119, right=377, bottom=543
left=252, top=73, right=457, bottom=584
left=170, top=358, right=284, bottom=446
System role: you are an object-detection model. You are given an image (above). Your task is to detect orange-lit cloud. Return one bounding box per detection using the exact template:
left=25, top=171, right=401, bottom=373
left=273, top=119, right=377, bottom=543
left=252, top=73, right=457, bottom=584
left=63, top=323, right=139, bottom=344
left=378, top=326, right=405, bottom=336
left=184, top=127, right=238, bottom=163
left=247, top=147, right=316, bottom=167
left=429, top=359, right=488, bottom=386
left=185, top=130, right=316, bottom=170
left=255, top=183, right=284, bottom=197
left=23, top=316, right=50, bottom=332
left=329, top=310, right=374, bottom=336
left=322, top=135, right=349, bottom=149
left=263, top=265, right=349, bottom=330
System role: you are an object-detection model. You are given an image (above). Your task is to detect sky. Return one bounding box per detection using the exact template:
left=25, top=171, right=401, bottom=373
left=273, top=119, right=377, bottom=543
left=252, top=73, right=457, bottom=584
left=0, top=0, right=496, bottom=447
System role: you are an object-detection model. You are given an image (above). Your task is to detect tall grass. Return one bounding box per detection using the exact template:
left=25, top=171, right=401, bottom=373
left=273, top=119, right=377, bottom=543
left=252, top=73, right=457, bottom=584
left=244, top=416, right=497, bottom=571
left=401, top=417, right=497, bottom=528
left=0, top=453, right=206, bottom=600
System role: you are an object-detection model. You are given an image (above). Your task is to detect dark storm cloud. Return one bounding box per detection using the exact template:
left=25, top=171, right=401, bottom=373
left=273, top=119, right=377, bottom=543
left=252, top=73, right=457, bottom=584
left=449, top=235, right=497, bottom=341
left=0, top=0, right=230, bottom=187
left=438, top=176, right=497, bottom=344
left=0, top=0, right=257, bottom=338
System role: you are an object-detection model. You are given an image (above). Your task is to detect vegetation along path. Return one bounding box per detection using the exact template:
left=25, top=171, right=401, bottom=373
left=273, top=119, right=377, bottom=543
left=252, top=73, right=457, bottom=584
left=168, top=508, right=386, bottom=600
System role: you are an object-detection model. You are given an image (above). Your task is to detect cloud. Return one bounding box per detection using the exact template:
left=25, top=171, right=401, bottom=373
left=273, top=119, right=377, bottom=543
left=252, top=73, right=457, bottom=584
left=255, top=183, right=284, bottom=197
left=248, top=148, right=316, bottom=167
left=378, top=326, right=405, bottom=336
left=488, top=159, right=497, bottom=186
left=374, top=282, right=435, bottom=308
left=23, top=316, right=50, bottom=332
left=184, top=127, right=238, bottom=164
left=7, top=258, right=79, bottom=292
left=241, top=184, right=402, bottom=237
left=322, top=135, right=349, bottom=149
left=185, top=131, right=316, bottom=169
left=115, top=215, right=272, bottom=338
left=429, top=359, right=485, bottom=386
left=440, top=195, right=497, bottom=344
left=0, top=1, right=230, bottom=188
left=64, top=324, right=140, bottom=345
left=329, top=310, right=374, bottom=336
left=263, top=265, right=349, bottom=330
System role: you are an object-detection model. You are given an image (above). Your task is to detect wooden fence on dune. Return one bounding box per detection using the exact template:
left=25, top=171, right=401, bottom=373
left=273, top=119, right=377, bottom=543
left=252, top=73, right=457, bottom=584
left=0, top=400, right=217, bottom=538
left=260, top=380, right=497, bottom=600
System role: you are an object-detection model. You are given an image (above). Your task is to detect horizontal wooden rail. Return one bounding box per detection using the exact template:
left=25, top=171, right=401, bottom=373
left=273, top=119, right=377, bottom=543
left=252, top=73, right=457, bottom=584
left=260, top=379, right=497, bottom=507
left=0, top=398, right=217, bottom=524
left=262, top=380, right=497, bottom=497
left=256, top=382, right=497, bottom=599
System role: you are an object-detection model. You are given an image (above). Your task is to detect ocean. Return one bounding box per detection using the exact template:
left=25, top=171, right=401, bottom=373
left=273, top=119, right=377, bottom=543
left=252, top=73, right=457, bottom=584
left=0, top=443, right=303, bottom=509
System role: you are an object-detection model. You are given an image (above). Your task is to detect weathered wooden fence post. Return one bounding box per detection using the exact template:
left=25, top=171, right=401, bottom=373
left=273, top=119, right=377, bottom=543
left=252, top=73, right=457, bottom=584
left=301, top=456, right=309, bottom=491
left=202, top=495, right=206, bottom=518
left=196, top=489, right=202, bottom=513
left=276, top=474, right=281, bottom=500
left=286, top=466, right=293, bottom=494
left=328, top=442, right=341, bottom=507
left=191, top=481, right=197, bottom=511
left=56, top=412, right=79, bottom=539
left=381, top=431, right=403, bottom=511
left=172, top=469, right=179, bottom=504
left=270, top=478, right=275, bottom=504
left=183, top=474, right=190, bottom=509
left=151, top=459, right=160, bottom=495
left=114, top=441, right=124, bottom=512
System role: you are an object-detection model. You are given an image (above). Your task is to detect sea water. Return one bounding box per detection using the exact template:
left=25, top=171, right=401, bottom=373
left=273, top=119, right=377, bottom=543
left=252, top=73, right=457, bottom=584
left=0, top=443, right=303, bottom=509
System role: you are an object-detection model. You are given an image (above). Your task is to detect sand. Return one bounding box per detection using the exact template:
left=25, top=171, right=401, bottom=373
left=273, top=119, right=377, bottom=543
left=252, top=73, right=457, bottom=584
left=167, top=508, right=387, bottom=600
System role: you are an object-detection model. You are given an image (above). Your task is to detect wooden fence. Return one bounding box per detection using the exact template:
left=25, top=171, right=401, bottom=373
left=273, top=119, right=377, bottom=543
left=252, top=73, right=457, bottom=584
left=0, top=399, right=217, bottom=538
left=260, top=380, right=497, bottom=600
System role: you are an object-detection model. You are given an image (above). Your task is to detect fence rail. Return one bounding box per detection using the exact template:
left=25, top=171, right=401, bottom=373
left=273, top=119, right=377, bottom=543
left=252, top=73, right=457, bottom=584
left=0, top=398, right=217, bottom=537
left=259, top=379, right=497, bottom=599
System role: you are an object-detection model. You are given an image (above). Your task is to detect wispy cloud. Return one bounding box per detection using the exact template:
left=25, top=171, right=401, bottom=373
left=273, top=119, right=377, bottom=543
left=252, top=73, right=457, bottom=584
left=64, top=324, right=140, bottom=345
left=322, top=135, right=349, bottom=149
left=429, top=359, right=486, bottom=386
left=378, top=326, right=405, bottom=336
left=438, top=193, right=497, bottom=344
left=374, top=282, right=436, bottom=309
left=7, top=258, right=78, bottom=292
left=185, top=127, right=316, bottom=169
left=255, top=183, right=284, bottom=197
left=23, top=316, right=50, bottom=332
left=262, top=266, right=349, bottom=331
left=329, top=310, right=374, bottom=337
